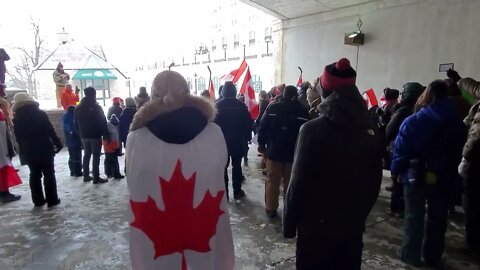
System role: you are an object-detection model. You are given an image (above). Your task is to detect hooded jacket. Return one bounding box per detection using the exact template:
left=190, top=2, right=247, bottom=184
left=385, top=83, right=424, bottom=143
left=60, top=88, right=79, bottom=110
left=107, top=104, right=123, bottom=120
left=458, top=78, right=480, bottom=178
left=283, top=85, right=382, bottom=239
left=392, top=97, right=467, bottom=184
left=134, top=93, right=150, bottom=108
left=258, top=98, right=308, bottom=162
left=74, top=97, right=109, bottom=140
left=13, top=100, right=62, bottom=162
left=62, top=106, right=82, bottom=149
left=214, top=83, right=253, bottom=157
left=53, top=69, right=69, bottom=86
left=126, top=77, right=234, bottom=270
left=119, top=106, right=136, bottom=146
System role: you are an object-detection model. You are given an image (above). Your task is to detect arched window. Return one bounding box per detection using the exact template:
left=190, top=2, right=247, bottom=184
left=213, top=76, right=220, bottom=91
left=198, top=77, right=206, bottom=91
left=186, top=78, right=192, bottom=91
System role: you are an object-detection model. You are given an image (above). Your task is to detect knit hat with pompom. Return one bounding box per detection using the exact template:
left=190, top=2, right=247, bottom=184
left=320, top=58, right=357, bottom=92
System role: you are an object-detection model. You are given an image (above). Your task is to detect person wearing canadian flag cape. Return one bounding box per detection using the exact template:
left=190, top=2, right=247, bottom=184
left=126, top=70, right=234, bottom=270
left=0, top=106, right=22, bottom=203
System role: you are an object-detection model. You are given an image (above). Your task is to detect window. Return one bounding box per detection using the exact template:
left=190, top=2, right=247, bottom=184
left=252, top=75, right=262, bottom=92
left=213, top=76, right=220, bottom=92
left=198, top=77, right=206, bottom=91
left=234, top=34, right=240, bottom=49
left=264, top=27, right=272, bottom=42
left=212, top=40, right=216, bottom=52
left=249, top=30, right=256, bottom=45
left=222, top=36, right=228, bottom=50
left=186, top=78, right=192, bottom=91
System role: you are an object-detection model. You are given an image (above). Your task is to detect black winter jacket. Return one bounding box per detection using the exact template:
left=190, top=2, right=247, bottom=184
left=215, top=97, right=253, bottom=157
left=283, top=85, right=382, bottom=239
left=255, top=99, right=270, bottom=129
left=75, top=97, right=109, bottom=140
left=258, top=99, right=308, bottom=162
left=385, top=104, right=414, bottom=143
left=107, top=104, right=123, bottom=120
left=13, top=101, right=62, bottom=163
left=119, top=107, right=136, bottom=145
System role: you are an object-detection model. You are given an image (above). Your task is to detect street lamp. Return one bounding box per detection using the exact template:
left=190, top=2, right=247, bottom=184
left=264, top=27, right=273, bottom=57
left=222, top=36, right=228, bottom=61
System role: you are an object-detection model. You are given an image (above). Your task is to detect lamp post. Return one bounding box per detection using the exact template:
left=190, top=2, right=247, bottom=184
left=264, top=27, right=272, bottom=57
left=194, top=73, right=198, bottom=95
left=222, top=37, right=228, bottom=61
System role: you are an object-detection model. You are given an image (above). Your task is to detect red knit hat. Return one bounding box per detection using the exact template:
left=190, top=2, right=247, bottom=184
left=320, top=58, right=357, bottom=92
left=112, top=97, right=122, bottom=104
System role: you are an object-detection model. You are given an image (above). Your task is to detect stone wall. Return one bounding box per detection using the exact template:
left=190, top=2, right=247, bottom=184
left=45, top=109, right=65, bottom=144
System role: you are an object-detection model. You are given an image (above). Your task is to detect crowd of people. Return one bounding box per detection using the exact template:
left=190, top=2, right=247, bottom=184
left=0, top=54, right=479, bottom=270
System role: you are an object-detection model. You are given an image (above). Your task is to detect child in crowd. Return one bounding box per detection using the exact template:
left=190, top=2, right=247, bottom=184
left=103, top=114, right=124, bottom=179
left=62, top=105, right=82, bottom=177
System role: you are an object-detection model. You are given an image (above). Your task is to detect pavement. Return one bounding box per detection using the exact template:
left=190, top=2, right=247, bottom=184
left=1, top=149, right=479, bottom=270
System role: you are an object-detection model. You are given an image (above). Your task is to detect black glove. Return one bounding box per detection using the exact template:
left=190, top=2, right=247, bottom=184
left=283, top=231, right=297, bottom=239
left=447, top=69, right=461, bottom=83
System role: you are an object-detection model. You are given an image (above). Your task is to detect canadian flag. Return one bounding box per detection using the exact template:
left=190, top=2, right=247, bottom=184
left=220, top=59, right=247, bottom=84
left=296, top=74, right=303, bottom=88
left=208, top=78, right=216, bottom=101
left=0, top=109, right=21, bottom=193
left=239, top=68, right=259, bottom=120
left=363, top=89, right=379, bottom=109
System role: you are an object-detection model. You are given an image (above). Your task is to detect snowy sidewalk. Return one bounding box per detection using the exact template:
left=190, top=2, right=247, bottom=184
left=0, top=149, right=479, bottom=269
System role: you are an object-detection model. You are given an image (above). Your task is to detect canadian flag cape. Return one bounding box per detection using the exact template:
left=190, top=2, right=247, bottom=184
left=126, top=101, right=234, bottom=270
left=0, top=109, right=21, bottom=192
left=239, top=68, right=259, bottom=120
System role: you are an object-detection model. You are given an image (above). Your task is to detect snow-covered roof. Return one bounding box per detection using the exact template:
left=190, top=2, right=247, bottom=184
left=34, top=41, right=125, bottom=78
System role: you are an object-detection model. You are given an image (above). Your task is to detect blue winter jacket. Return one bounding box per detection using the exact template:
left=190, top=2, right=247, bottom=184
left=391, top=97, right=467, bottom=184
left=62, top=108, right=82, bottom=149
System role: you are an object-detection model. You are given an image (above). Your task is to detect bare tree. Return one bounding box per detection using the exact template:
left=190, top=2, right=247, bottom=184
left=7, top=18, right=46, bottom=98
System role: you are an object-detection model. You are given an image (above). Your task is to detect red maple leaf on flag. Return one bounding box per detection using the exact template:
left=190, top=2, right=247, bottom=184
left=130, top=160, right=225, bottom=270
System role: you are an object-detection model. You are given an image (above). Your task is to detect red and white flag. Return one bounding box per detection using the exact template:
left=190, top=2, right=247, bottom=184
left=239, top=68, right=259, bottom=120
left=0, top=109, right=21, bottom=193
left=363, top=88, right=379, bottom=109
left=220, top=59, right=247, bottom=84
left=208, top=78, right=216, bottom=101
left=296, top=74, right=303, bottom=88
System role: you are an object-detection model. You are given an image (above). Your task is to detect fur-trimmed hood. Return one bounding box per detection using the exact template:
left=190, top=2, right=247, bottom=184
left=12, top=99, right=39, bottom=113
left=130, top=95, right=216, bottom=144
left=131, top=95, right=215, bottom=131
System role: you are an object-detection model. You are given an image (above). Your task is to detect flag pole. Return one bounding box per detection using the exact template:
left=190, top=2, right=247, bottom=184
left=207, top=65, right=212, bottom=86
left=298, top=66, right=303, bottom=78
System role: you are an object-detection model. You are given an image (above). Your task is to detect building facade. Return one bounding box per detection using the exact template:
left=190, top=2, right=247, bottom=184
left=130, top=0, right=277, bottom=96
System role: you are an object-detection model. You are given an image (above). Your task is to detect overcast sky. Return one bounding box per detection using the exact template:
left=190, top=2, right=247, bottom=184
left=0, top=0, right=212, bottom=70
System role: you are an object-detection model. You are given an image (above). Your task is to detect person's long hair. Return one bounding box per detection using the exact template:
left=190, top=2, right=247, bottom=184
left=259, top=90, right=268, bottom=101
left=414, top=80, right=448, bottom=112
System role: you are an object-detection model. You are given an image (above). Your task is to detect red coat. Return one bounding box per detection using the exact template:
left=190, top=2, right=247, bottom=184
left=61, top=89, right=79, bottom=110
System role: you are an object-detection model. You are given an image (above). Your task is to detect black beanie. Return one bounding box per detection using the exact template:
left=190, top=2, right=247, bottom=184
left=283, top=85, right=298, bottom=100
left=84, top=87, right=96, bottom=98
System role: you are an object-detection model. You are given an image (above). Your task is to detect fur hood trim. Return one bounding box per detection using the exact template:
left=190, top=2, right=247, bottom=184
left=130, top=95, right=216, bottom=131
left=12, top=100, right=39, bottom=112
